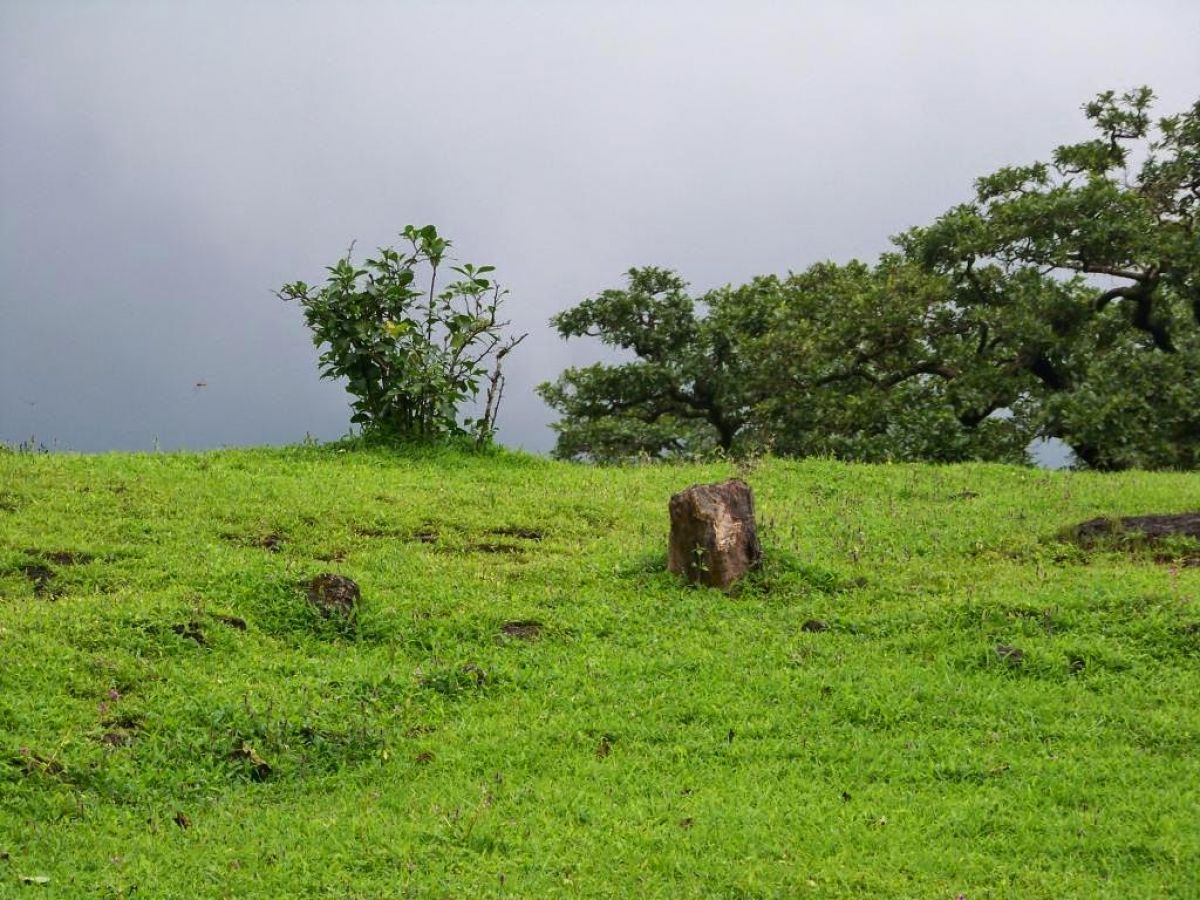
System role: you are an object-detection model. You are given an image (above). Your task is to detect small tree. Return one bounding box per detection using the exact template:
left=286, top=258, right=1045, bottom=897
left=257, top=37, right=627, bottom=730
left=279, top=225, right=526, bottom=445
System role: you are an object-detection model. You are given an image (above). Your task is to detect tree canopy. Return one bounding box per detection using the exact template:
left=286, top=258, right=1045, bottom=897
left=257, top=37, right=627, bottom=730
left=541, top=88, right=1200, bottom=469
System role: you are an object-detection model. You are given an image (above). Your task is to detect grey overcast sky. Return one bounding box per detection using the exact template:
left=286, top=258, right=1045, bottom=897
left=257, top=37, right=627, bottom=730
left=2, top=1, right=1198, bottom=453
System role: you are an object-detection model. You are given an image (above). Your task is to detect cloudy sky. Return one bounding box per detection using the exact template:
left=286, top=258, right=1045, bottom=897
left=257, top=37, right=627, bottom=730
left=2, top=1, right=1198, bottom=453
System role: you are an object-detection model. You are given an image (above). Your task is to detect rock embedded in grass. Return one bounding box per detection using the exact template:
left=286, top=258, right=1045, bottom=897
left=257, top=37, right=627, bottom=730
left=667, top=479, right=762, bottom=590
left=305, top=573, right=360, bottom=617
left=1074, top=512, right=1200, bottom=542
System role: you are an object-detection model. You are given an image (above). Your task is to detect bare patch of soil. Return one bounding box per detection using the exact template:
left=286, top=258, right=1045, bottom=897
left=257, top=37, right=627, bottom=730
left=221, top=531, right=286, bottom=552
left=171, top=621, right=208, bottom=645
left=500, top=620, right=543, bottom=640
left=351, top=524, right=402, bottom=538
left=100, top=731, right=134, bottom=749
left=37, top=550, right=94, bottom=566
left=19, top=564, right=55, bottom=596
left=489, top=526, right=544, bottom=541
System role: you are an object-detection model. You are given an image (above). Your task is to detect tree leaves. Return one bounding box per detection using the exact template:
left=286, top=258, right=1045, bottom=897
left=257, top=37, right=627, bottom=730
left=541, top=89, right=1200, bottom=470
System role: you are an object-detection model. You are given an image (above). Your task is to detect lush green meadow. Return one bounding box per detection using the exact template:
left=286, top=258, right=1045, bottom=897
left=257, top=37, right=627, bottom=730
left=1, top=447, right=1198, bottom=897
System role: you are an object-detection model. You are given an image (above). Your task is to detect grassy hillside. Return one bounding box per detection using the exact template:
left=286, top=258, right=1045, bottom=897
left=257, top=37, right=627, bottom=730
left=1, top=447, right=1198, bottom=898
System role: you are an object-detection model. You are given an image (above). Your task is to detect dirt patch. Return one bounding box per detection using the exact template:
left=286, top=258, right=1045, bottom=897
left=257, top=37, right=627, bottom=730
left=102, top=715, right=144, bottom=734
left=100, top=730, right=134, bottom=749
left=489, top=526, right=544, bottom=541
left=351, top=524, right=402, bottom=538
left=171, top=621, right=208, bottom=645
left=19, top=564, right=55, bottom=596
left=35, top=550, right=94, bottom=566
left=1067, top=513, right=1200, bottom=566
left=500, top=620, right=543, bottom=640
left=466, top=542, right=524, bottom=554
left=221, top=531, right=285, bottom=552
left=257, top=533, right=284, bottom=552
left=410, top=529, right=439, bottom=544
left=11, top=749, right=66, bottom=779
left=11, top=549, right=101, bottom=596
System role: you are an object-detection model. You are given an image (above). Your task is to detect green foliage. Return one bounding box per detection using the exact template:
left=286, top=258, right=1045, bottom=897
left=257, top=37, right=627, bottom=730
left=747, top=256, right=1034, bottom=463
left=279, top=225, right=526, bottom=445
left=544, top=88, right=1199, bottom=469
left=2, top=447, right=1199, bottom=896
left=537, top=267, right=765, bottom=461
left=541, top=261, right=1032, bottom=464
left=900, top=87, right=1200, bottom=469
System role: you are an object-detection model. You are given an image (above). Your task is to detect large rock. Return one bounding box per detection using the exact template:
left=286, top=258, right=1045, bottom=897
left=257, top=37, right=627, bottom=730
left=667, top=479, right=762, bottom=590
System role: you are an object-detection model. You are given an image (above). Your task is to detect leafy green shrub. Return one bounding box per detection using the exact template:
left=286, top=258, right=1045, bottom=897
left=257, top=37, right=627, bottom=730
left=279, top=225, right=526, bottom=445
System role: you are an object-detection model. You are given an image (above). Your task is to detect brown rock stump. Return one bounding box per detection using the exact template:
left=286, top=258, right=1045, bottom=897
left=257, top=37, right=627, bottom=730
left=305, top=573, right=360, bottom=617
left=668, top=479, right=762, bottom=590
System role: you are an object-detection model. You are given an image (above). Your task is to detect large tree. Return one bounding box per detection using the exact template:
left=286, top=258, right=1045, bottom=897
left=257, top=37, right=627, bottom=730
left=537, top=268, right=769, bottom=461
left=900, top=87, right=1200, bottom=469
left=540, top=259, right=1033, bottom=464
left=747, top=256, right=1035, bottom=463
left=542, top=88, right=1200, bottom=469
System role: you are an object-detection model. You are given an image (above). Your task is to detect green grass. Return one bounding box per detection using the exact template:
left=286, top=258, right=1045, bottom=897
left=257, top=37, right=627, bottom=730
left=1, top=446, right=1198, bottom=898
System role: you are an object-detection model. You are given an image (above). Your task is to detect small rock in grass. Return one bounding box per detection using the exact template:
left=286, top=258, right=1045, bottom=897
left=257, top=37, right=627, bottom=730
left=305, top=573, right=360, bottom=617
